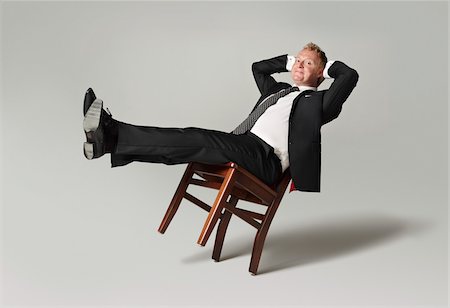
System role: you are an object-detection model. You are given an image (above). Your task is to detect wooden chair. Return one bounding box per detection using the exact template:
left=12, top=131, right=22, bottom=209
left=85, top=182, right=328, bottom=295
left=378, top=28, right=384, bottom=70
left=158, top=162, right=291, bottom=275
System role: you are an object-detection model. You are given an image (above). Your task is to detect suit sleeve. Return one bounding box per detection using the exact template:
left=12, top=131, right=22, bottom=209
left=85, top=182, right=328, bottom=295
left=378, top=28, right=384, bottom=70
left=252, top=54, right=290, bottom=96
left=322, top=61, right=359, bottom=124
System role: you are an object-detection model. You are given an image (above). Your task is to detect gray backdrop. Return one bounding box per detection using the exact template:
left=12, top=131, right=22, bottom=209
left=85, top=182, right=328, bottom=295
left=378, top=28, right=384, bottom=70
left=1, top=1, right=448, bottom=307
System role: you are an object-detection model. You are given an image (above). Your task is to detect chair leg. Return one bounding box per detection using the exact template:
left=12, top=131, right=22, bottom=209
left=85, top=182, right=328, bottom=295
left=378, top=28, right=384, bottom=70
left=197, top=168, right=237, bottom=246
left=212, top=196, right=238, bottom=262
left=248, top=200, right=282, bottom=275
left=158, top=163, right=194, bottom=234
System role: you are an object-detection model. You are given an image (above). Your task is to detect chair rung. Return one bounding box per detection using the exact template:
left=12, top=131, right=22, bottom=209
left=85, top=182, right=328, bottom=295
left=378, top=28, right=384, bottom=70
left=184, top=192, right=211, bottom=212
left=223, top=203, right=262, bottom=229
left=235, top=207, right=265, bottom=221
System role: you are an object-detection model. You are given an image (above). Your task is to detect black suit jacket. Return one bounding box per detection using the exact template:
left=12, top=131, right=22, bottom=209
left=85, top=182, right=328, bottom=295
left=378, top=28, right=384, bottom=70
left=251, top=55, right=359, bottom=192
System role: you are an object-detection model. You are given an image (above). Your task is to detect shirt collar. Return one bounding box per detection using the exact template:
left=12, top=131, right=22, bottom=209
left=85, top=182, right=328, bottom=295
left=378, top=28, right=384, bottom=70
left=293, top=84, right=317, bottom=92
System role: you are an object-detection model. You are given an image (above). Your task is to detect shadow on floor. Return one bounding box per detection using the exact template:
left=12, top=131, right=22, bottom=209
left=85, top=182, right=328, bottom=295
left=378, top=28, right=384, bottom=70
left=181, top=212, right=431, bottom=275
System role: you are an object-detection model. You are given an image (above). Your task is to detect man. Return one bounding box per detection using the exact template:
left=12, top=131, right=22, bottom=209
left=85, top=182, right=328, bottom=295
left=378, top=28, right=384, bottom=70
left=83, top=42, right=358, bottom=192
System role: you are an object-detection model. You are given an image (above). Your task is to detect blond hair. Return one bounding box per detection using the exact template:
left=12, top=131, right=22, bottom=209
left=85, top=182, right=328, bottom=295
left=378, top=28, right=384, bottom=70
left=303, top=42, right=327, bottom=68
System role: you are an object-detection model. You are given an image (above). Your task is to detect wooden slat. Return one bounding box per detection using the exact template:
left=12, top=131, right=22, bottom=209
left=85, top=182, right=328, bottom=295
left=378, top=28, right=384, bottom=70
left=190, top=178, right=222, bottom=190
left=223, top=203, right=261, bottom=229
left=184, top=192, right=211, bottom=212
left=234, top=207, right=265, bottom=221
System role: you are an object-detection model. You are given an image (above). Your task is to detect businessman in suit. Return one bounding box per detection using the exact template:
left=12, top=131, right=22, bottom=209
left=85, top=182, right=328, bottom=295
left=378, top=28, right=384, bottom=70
left=82, top=42, right=358, bottom=192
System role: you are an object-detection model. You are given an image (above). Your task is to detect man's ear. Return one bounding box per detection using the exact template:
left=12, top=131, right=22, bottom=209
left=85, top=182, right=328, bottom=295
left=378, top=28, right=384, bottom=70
left=317, top=68, right=324, bottom=79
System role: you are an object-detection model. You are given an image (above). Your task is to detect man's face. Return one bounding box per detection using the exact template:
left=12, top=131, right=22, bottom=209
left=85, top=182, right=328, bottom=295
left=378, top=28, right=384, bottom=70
left=291, top=49, right=324, bottom=87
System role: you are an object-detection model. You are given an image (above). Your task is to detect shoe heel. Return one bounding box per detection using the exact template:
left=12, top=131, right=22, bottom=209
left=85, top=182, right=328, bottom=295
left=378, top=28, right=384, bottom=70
left=83, top=99, right=103, bottom=133
left=84, top=142, right=94, bottom=160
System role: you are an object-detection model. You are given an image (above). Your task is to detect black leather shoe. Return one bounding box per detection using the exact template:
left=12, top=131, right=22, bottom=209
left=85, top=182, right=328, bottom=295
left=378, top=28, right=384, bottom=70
left=83, top=99, right=116, bottom=159
left=83, top=88, right=96, bottom=116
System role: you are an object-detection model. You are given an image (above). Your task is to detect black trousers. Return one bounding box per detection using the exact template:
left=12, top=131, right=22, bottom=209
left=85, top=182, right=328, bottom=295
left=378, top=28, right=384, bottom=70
left=110, top=121, right=283, bottom=186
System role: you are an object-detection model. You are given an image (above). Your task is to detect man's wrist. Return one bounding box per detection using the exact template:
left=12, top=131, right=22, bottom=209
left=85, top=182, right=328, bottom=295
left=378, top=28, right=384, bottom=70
left=322, top=60, right=336, bottom=79
left=286, top=55, right=296, bottom=71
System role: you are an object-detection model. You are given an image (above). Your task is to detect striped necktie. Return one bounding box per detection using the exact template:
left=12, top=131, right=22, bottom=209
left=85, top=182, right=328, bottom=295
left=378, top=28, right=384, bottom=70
left=232, top=86, right=299, bottom=135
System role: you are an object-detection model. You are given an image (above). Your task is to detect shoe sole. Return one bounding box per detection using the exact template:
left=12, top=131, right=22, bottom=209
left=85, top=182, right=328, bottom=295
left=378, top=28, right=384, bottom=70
left=83, top=99, right=103, bottom=160
left=83, top=88, right=96, bottom=116
left=83, top=142, right=94, bottom=160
